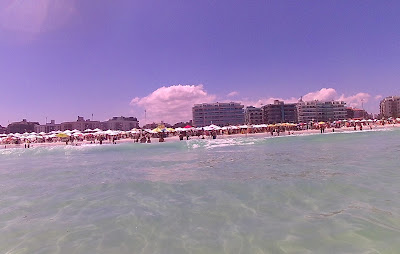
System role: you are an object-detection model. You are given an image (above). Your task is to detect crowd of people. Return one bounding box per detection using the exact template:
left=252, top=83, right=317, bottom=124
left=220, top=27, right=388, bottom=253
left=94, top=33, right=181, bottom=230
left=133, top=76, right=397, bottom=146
left=1, top=118, right=398, bottom=148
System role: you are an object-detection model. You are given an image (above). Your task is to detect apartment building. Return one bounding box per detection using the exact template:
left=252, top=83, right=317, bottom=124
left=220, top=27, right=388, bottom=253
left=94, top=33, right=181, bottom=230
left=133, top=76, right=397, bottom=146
left=192, top=102, right=245, bottom=127
left=380, top=96, right=400, bottom=118
left=244, top=106, right=263, bottom=125
left=261, top=100, right=297, bottom=124
left=297, top=100, right=347, bottom=122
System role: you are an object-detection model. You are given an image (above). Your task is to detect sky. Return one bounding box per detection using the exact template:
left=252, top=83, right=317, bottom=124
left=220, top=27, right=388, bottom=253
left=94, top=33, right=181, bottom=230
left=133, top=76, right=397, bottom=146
left=0, top=0, right=399, bottom=126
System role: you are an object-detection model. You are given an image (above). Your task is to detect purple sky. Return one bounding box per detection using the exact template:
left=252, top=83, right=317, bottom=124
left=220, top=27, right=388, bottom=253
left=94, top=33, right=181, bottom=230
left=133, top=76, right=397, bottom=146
left=1, top=1, right=399, bottom=126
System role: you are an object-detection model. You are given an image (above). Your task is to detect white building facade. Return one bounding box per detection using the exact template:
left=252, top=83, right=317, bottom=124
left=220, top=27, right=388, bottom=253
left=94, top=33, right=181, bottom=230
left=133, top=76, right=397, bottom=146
left=192, top=102, right=245, bottom=127
left=297, top=100, right=347, bottom=123
left=380, top=96, right=400, bottom=118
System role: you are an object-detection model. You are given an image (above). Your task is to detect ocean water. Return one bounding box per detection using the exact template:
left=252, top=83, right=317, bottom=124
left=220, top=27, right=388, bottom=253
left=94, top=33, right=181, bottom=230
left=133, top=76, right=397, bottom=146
left=1, top=129, right=400, bottom=254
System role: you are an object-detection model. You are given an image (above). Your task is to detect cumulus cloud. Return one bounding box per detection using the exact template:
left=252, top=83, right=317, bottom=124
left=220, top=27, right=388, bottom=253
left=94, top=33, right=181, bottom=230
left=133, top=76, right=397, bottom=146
left=339, top=92, right=371, bottom=108
left=241, top=88, right=375, bottom=111
left=227, top=91, right=239, bottom=97
left=129, top=85, right=381, bottom=124
left=239, top=96, right=298, bottom=108
left=301, top=88, right=371, bottom=109
left=130, top=85, right=216, bottom=124
left=302, top=88, right=338, bottom=102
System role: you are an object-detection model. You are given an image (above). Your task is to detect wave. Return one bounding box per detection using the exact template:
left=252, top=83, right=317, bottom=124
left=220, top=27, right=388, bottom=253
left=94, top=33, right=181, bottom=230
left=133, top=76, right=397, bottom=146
left=1, top=127, right=398, bottom=157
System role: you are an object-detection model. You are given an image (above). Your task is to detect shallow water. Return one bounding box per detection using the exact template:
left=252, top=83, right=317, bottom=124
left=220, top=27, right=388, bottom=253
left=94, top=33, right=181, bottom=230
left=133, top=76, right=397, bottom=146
left=1, top=129, right=400, bottom=253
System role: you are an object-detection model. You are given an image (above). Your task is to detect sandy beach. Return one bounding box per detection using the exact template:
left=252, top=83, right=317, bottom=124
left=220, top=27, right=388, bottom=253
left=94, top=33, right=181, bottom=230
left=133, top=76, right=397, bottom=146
left=2, top=123, right=399, bottom=150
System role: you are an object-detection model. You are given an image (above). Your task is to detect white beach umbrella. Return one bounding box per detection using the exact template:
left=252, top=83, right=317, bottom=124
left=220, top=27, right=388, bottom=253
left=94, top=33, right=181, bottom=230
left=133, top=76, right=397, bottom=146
left=204, top=124, right=221, bottom=131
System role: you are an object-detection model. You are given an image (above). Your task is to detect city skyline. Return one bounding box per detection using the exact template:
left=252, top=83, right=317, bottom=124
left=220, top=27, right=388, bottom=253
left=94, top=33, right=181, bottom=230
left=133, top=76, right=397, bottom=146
left=1, top=1, right=400, bottom=126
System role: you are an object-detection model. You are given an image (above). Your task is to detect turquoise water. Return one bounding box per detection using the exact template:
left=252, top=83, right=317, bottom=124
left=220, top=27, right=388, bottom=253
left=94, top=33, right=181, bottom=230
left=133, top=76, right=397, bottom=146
left=1, top=129, right=400, bottom=253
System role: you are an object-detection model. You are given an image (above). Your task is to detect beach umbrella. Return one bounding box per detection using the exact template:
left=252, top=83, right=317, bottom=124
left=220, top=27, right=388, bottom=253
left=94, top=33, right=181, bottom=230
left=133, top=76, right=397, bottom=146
left=152, top=127, right=163, bottom=133
left=130, top=128, right=140, bottom=134
left=56, top=133, right=70, bottom=138
left=184, top=125, right=192, bottom=128
left=318, top=122, right=325, bottom=125
left=205, top=124, right=221, bottom=131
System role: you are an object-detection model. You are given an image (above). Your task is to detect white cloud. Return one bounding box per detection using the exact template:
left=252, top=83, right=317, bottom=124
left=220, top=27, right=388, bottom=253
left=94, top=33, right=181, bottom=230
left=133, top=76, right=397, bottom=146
left=130, top=84, right=216, bottom=124
left=239, top=96, right=298, bottom=108
left=302, top=88, right=338, bottom=101
left=339, top=92, right=371, bottom=109
left=129, top=86, right=380, bottom=124
left=241, top=88, right=375, bottom=111
left=375, top=95, right=383, bottom=100
left=227, top=91, right=239, bottom=97
left=300, top=88, right=371, bottom=109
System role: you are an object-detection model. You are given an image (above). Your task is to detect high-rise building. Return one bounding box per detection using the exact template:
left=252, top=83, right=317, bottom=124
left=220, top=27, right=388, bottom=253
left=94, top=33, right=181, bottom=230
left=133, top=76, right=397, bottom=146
left=380, top=96, right=400, bottom=119
left=297, top=100, right=347, bottom=123
left=192, top=102, right=245, bottom=127
left=244, top=106, right=263, bottom=125
left=261, top=100, right=297, bottom=124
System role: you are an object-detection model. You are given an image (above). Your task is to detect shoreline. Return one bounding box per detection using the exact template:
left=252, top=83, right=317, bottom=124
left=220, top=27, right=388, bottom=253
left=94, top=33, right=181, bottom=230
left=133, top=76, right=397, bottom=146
left=1, top=124, right=399, bottom=150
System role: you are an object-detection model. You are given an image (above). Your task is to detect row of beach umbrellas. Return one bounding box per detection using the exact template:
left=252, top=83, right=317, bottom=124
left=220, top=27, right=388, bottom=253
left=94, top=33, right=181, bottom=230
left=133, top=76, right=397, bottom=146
left=1, top=119, right=399, bottom=142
